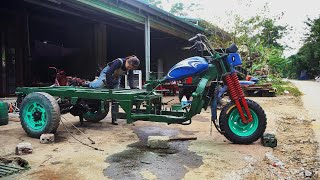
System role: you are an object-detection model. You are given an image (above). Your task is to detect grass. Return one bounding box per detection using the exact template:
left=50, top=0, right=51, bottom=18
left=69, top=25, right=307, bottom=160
left=272, top=83, right=302, bottom=96
left=258, top=76, right=302, bottom=96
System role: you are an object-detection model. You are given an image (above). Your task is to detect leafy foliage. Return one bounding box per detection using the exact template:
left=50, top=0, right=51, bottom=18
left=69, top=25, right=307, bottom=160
left=148, top=0, right=164, bottom=8
left=198, top=20, right=232, bottom=48
left=229, top=14, right=288, bottom=76
left=147, top=1, right=293, bottom=78
left=285, top=16, right=320, bottom=78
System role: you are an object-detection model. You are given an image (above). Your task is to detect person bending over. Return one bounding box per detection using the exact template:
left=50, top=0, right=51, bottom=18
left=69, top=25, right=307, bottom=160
left=86, top=55, right=140, bottom=125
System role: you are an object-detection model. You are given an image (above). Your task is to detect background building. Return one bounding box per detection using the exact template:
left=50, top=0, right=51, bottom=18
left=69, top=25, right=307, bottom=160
left=0, top=0, right=203, bottom=97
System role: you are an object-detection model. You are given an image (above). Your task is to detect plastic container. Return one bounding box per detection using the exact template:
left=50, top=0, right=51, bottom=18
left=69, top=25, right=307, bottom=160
left=181, top=95, right=188, bottom=107
left=0, top=101, right=9, bottom=126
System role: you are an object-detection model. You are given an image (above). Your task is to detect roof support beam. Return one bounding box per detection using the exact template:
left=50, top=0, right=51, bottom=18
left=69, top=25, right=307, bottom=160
left=145, top=15, right=151, bottom=81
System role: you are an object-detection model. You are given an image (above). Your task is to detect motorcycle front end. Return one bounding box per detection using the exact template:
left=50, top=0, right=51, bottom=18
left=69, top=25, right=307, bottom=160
left=212, top=45, right=267, bottom=144
left=185, top=34, right=267, bottom=144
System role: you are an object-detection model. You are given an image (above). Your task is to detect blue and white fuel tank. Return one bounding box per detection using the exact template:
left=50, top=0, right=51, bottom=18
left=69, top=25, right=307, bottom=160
left=165, top=56, right=209, bottom=81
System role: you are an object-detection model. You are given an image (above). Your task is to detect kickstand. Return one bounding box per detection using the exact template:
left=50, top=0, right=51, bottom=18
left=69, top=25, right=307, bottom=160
left=79, top=115, right=84, bottom=125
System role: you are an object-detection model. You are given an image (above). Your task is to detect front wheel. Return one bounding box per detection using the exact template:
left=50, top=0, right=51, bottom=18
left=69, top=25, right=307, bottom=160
left=219, top=99, right=267, bottom=144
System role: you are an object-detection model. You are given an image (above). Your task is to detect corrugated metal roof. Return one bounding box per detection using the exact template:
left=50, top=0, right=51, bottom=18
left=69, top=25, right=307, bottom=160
left=24, top=0, right=204, bottom=39
left=135, top=0, right=204, bottom=31
left=75, top=0, right=204, bottom=39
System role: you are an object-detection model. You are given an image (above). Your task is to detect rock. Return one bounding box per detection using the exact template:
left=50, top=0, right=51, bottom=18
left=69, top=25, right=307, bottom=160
left=299, top=167, right=305, bottom=172
left=315, top=171, right=320, bottom=179
left=147, top=136, right=169, bottom=149
left=15, top=142, right=33, bottom=155
left=304, top=170, right=312, bottom=177
left=299, top=171, right=305, bottom=177
left=40, top=133, right=55, bottom=144
left=140, top=160, right=152, bottom=164
left=290, top=169, right=300, bottom=175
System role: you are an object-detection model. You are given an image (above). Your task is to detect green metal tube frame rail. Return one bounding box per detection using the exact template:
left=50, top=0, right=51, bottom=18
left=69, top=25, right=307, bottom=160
left=15, top=86, right=185, bottom=124
left=16, top=63, right=218, bottom=125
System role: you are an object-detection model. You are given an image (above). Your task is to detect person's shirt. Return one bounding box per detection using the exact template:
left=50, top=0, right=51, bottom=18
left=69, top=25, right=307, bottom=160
left=105, top=58, right=134, bottom=88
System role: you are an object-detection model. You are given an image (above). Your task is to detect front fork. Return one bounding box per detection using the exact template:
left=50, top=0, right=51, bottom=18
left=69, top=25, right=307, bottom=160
left=223, top=72, right=252, bottom=123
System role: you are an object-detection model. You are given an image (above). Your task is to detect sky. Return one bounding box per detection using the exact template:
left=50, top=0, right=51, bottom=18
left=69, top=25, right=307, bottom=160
left=160, top=0, right=320, bottom=57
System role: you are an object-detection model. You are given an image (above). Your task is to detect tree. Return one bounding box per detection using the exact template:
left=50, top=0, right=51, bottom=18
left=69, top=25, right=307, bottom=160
left=148, top=0, right=164, bottom=9
left=148, top=1, right=291, bottom=76
left=286, top=16, right=320, bottom=78
left=148, top=0, right=200, bottom=17
left=258, top=19, right=287, bottom=48
left=198, top=20, right=232, bottom=48
left=229, top=13, right=288, bottom=75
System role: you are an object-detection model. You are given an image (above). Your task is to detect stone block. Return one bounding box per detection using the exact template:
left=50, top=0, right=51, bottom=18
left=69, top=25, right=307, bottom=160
left=15, top=142, right=33, bottom=155
left=40, top=133, right=55, bottom=144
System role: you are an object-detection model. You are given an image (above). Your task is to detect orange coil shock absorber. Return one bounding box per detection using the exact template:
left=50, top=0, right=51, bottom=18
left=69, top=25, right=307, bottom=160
left=224, top=74, right=247, bottom=123
left=230, top=72, right=252, bottom=123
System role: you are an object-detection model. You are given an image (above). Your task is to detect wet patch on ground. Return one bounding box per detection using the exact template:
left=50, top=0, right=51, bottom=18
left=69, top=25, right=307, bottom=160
left=104, top=126, right=203, bottom=180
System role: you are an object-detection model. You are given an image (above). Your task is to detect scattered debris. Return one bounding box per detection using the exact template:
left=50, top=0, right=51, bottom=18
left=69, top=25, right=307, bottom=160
left=40, top=133, right=55, bottom=144
left=244, top=83, right=276, bottom=97
left=304, top=170, right=313, bottom=177
left=39, top=155, right=53, bottom=167
left=284, top=90, right=290, bottom=95
left=140, top=160, right=152, bottom=164
left=265, top=152, right=285, bottom=169
left=261, top=133, right=277, bottom=148
left=15, top=142, right=33, bottom=155
left=0, top=157, right=29, bottom=178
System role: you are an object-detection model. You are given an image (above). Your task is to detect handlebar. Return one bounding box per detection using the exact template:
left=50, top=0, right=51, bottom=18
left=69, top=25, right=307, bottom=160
left=188, top=33, right=203, bottom=42
left=188, top=35, right=198, bottom=42
left=182, top=42, right=198, bottom=50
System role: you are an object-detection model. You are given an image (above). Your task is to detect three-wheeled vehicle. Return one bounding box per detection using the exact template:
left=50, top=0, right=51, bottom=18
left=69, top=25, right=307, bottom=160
left=16, top=34, right=266, bottom=144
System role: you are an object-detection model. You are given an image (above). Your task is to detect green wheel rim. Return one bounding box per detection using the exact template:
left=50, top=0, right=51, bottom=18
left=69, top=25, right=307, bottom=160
left=85, top=111, right=96, bottom=116
left=228, top=108, right=259, bottom=137
left=24, top=102, right=47, bottom=131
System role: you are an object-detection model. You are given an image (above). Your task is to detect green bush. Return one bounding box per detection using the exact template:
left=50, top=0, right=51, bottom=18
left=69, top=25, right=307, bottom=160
left=273, top=84, right=302, bottom=96
left=257, top=76, right=301, bottom=96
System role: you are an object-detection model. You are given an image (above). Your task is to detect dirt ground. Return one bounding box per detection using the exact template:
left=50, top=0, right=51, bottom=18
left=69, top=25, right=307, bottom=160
left=0, top=95, right=319, bottom=179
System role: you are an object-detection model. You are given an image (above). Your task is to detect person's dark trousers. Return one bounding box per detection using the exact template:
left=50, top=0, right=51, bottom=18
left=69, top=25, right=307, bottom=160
left=111, top=102, right=119, bottom=125
left=111, top=77, right=121, bottom=125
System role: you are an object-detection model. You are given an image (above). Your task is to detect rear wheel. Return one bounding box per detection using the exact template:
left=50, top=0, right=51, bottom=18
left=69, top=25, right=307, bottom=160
left=219, top=99, right=267, bottom=144
left=83, top=101, right=109, bottom=122
left=20, top=92, right=60, bottom=138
